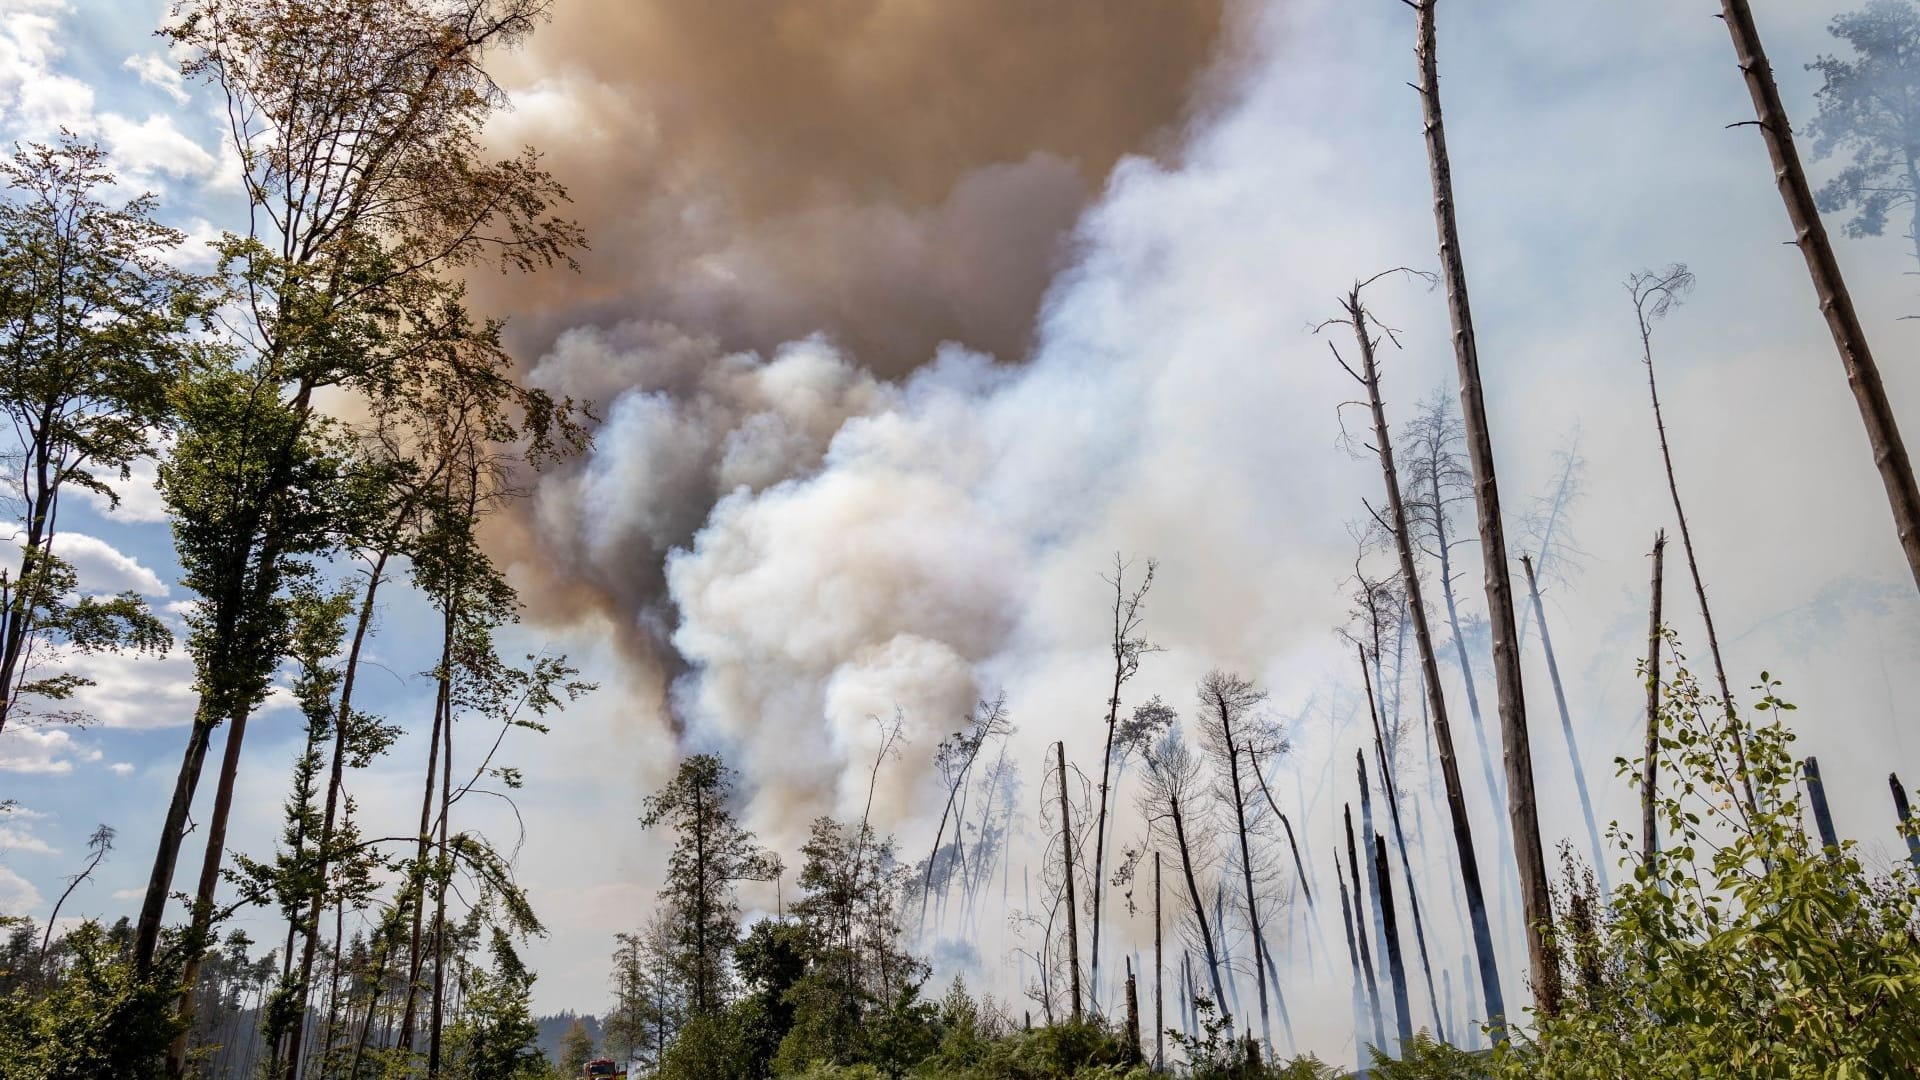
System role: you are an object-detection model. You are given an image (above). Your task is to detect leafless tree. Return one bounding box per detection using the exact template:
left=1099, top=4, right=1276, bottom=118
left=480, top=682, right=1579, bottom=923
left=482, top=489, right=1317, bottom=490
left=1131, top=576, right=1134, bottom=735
left=1719, top=0, right=1920, bottom=593
left=1137, top=727, right=1232, bottom=1032
left=1089, top=555, right=1159, bottom=1016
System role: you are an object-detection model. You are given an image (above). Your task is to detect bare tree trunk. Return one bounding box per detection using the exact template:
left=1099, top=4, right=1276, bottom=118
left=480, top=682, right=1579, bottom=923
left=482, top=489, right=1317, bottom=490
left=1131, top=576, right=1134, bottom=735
left=1055, top=741, right=1083, bottom=1021
left=1521, top=555, right=1608, bottom=893
left=1353, top=753, right=1391, bottom=1001
left=169, top=703, right=250, bottom=1079
left=1153, top=852, right=1163, bottom=1070
left=1169, top=796, right=1229, bottom=1028
left=1373, top=834, right=1413, bottom=1047
left=1719, top=0, right=1920, bottom=593
left=1343, top=805, right=1386, bottom=1053
left=398, top=608, right=451, bottom=1052
left=1361, top=648, right=1445, bottom=1040
left=1890, top=772, right=1920, bottom=868
left=1340, top=283, right=1505, bottom=1027
left=1411, top=0, right=1559, bottom=1018
left=1644, top=532, right=1667, bottom=867
left=135, top=705, right=217, bottom=974
left=1214, top=705, right=1273, bottom=1054
left=1804, top=757, right=1840, bottom=852
left=428, top=680, right=454, bottom=1073
left=1124, top=960, right=1141, bottom=1064
left=1635, top=268, right=1758, bottom=821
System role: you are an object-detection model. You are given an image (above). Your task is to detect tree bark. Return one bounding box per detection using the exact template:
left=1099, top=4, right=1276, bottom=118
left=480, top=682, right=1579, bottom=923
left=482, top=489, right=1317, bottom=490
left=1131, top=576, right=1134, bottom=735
left=1343, top=805, right=1386, bottom=1054
left=1215, top=702, right=1273, bottom=1053
left=1373, top=834, right=1413, bottom=1047
left=1055, top=741, right=1083, bottom=1021
left=1169, top=794, right=1229, bottom=1029
left=1804, top=756, right=1840, bottom=852
left=1890, top=772, right=1920, bottom=868
left=1719, top=0, right=1920, bottom=594
left=1361, top=647, right=1445, bottom=1041
left=1644, top=532, right=1667, bottom=867
left=1521, top=555, right=1608, bottom=893
left=1411, top=0, right=1559, bottom=1018
left=1342, top=282, right=1505, bottom=1027
left=168, top=703, right=250, bottom=1079
left=1153, top=852, right=1163, bottom=1070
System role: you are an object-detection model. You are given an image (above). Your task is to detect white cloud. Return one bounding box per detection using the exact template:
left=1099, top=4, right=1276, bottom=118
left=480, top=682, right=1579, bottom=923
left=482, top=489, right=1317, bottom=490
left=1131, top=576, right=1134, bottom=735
left=75, top=457, right=170, bottom=524
left=31, top=532, right=170, bottom=596
left=123, top=51, right=187, bottom=105
left=0, top=864, right=43, bottom=912
left=0, top=825, right=55, bottom=855
left=59, top=645, right=199, bottom=729
left=0, top=0, right=94, bottom=133
left=0, top=727, right=82, bottom=773
left=107, top=761, right=133, bottom=776
left=96, top=110, right=227, bottom=190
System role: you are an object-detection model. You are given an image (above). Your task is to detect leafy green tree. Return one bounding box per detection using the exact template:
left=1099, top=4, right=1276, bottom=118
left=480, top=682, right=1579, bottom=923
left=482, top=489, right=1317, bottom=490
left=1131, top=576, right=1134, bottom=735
left=0, top=135, right=191, bottom=735
left=0, top=921, right=181, bottom=1080
left=444, top=931, right=550, bottom=1080
left=641, top=755, right=780, bottom=1016
left=1809, top=0, right=1920, bottom=275
left=557, top=1016, right=597, bottom=1077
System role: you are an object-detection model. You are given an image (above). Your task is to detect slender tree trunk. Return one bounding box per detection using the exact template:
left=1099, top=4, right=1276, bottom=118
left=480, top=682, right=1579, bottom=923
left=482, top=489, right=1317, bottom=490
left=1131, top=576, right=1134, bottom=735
left=1343, top=805, right=1386, bottom=1053
left=1521, top=555, right=1608, bottom=893
left=1168, top=795, right=1229, bottom=1028
left=1719, top=0, right=1920, bottom=593
left=285, top=549, right=391, bottom=1080
left=1411, top=0, right=1559, bottom=1018
left=1343, top=283, right=1505, bottom=1028
left=1637, top=275, right=1758, bottom=821
left=1373, top=834, right=1413, bottom=1047
left=1217, top=710, right=1272, bottom=1054
left=1644, top=533, right=1667, bottom=867
left=1334, top=858, right=1366, bottom=1073
left=1055, top=741, right=1083, bottom=1021
left=428, top=678, right=454, bottom=1072
left=1153, top=852, right=1163, bottom=1070
left=1804, top=757, right=1840, bottom=852
left=169, top=703, right=251, bottom=1079
left=1890, top=772, right=1920, bottom=868
left=1251, top=923, right=1296, bottom=1054
left=1361, top=648, right=1445, bottom=1040
left=1124, top=960, right=1141, bottom=1063
left=135, top=705, right=217, bottom=973
left=1353, top=753, right=1391, bottom=997
left=398, top=610, right=451, bottom=1051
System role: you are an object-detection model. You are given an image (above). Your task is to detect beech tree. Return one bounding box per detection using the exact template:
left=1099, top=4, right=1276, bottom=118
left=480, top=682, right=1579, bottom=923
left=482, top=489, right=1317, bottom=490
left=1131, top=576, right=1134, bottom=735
left=0, top=136, right=189, bottom=736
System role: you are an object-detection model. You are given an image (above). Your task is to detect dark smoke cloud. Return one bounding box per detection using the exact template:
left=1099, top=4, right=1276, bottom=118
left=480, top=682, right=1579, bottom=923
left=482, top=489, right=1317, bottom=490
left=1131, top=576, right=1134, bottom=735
left=476, top=0, right=1238, bottom=656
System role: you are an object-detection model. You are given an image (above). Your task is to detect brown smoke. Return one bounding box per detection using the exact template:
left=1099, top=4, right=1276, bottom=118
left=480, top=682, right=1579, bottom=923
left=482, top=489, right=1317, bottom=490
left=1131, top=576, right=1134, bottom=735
left=477, top=0, right=1238, bottom=657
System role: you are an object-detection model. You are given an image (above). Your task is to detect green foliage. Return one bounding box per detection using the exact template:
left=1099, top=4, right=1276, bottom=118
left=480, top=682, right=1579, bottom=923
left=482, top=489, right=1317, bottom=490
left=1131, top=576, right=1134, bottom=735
left=557, top=1016, right=598, bottom=1077
left=1489, top=658, right=1920, bottom=1078
left=1366, top=1032, right=1487, bottom=1079
left=1808, top=0, right=1920, bottom=244
left=0, top=921, right=182, bottom=1080
left=443, top=931, right=552, bottom=1080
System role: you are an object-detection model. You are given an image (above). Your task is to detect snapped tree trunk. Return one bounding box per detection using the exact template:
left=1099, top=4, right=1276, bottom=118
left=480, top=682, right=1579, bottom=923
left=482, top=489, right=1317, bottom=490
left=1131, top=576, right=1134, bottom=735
left=1354, top=753, right=1392, bottom=1001
left=1719, top=0, right=1920, bottom=594
left=1804, top=756, right=1840, bottom=852
left=1890, top=772, right=1920, bottom=868
left=1374, top=834, right=1413, bottom=1047
left=1521, top=555, right=1608, bottom=893
left=1055, top=741, right=1083, bottom=1021
left=1343, top=805, right=1387, bottom=1054
left=1411, top=0, right=1560, bottom=1018
left=1341, top=282, right=1505, bottom=1027
left=1644, top=532, right=1667, bottom=866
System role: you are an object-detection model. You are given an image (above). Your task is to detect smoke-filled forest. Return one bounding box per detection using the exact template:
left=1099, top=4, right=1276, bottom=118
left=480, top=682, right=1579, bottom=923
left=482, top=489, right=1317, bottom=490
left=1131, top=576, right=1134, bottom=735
left=5, top=0, right=1920, bottom=1077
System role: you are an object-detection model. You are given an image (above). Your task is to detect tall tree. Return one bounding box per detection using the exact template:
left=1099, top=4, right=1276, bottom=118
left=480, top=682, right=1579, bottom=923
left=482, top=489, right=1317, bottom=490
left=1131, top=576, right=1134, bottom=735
left=641, top=754, right=780, bottom=1016
left=1193, top=670, right=1282, bottom=1056
left=1809, top=0, right=1920, bottom=279
left=1328, top=283, right=1504, bottom=1028
left=1721, top=0, right=1920, bottom=592
left=1088, top=555, right=1157, bottom=1018
left=1136, top=727, right=1231, bottom=1033
left=0, top=136, right=187, bottom=737
left=1628, top=265, right=1757, bottom=821
left=1409, top=0, right=1560, bottom=1018
left=134, top=0, right=583, bottom=994
left=1520, top=555, right=1607, bottom=894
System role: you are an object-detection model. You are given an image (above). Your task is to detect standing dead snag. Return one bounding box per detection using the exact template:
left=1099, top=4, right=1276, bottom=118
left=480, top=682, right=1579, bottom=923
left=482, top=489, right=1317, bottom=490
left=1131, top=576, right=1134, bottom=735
left=1409, top=0, right=1560, bottom=1018
left=1521, top=554, right=1607, bottom=894
left=1644, top=532, right=1667, bottom=867
left=1630, top=266, right=1758, bottom=823
left=1055, top=740, right=1084, bottom=1021
left=1343, top=805, right=1388, bottom=1054
left=1195, top=670, right=1281, bottom=1056
left=1373, top=833, right=1413, bottom=1047
left=1154, top=851, right=1164, bottom=1069
left=1328, top=277, right=1505, bottom=1028
left=920, top=695, right=1011, bottom=932
left=1804, top=757, right=1841, bottom=853
left=1138, top=728, right=1232, bottom=1033
left=1890, top=773, right=1920, bottom=868
left=1360, top=646, right=1445, bottom=1040
left=1718, top=0, right=1920, bottom=594
left=1090, top=557, right=1159, bottom=1017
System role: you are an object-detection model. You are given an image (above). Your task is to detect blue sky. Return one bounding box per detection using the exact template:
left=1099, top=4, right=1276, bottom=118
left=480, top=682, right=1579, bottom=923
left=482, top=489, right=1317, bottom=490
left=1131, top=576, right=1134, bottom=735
left=4, top=0, right=1920, bottom=1057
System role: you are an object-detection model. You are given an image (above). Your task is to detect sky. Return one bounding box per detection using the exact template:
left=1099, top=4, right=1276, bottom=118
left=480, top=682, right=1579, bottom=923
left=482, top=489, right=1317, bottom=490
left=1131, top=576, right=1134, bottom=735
left=3, top=0, right=1920, bottom=1063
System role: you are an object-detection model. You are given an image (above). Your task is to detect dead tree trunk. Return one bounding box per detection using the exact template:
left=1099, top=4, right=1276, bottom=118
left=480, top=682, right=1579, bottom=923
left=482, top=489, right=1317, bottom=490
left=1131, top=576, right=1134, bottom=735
left=1334, top=853, right=1367, bottom=1067
left=1337, top=281, right=1505, bottom=1027
left=1718, top=0, right=1920, bottom=594
left=1411, top=0, right=1560, bottom=1018
left=1632, top=266, right=1758, bottom=822
left=1374, top=834, right=1413, bottom=1048
left=1154, top=852, right=1164, bottom=1069
left=1890, top=773, right=1920, bottom=868
left=1804, top=757, right=1840, bottom=853
left=1361, top=648, right=1445, bottom=1040
left=1344, top=805, right=1387, bottom=1054
left=1644, top=532, right=1667, bottom=867
left=1354, top=752, right=1391, bottom=1000
left=1124, top=959, right=1141, bottom=1064
left=1521, top=555, right=1608, bottom=893
left=1055, top=741, right=1084, bottom=1021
